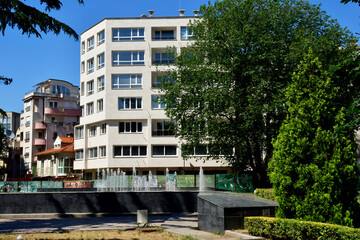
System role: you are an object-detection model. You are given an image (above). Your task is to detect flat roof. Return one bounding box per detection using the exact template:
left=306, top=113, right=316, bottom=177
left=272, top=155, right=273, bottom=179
left=81, top=16, right=198, bottom=35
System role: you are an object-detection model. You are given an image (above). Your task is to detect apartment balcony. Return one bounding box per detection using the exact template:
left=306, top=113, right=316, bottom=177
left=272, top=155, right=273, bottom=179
left=34, top=138, right=46, bottom=146
left=152, top=129, right=175, bottom=137
left=45, top=107, right=81, bottom=116
left=34, top=122, right=46, bottom=130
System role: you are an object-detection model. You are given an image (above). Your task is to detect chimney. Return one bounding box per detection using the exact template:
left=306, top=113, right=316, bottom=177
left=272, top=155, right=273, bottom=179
left=148, top=10, right=154, bottom=17
left=193, top=10, right=199, bottom=16
left=179, top=9, right=185, bottom=16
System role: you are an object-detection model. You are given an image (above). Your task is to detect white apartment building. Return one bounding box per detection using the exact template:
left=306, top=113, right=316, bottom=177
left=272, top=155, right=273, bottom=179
left=74, top=11, right=231, bottom=179
left=22, top=79, right=80, bottom=174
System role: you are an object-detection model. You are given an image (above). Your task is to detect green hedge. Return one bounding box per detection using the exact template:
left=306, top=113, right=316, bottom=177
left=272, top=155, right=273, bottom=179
left=244, top=217, right=360, bottom=240
left=254, top=188, right=275, bottom=201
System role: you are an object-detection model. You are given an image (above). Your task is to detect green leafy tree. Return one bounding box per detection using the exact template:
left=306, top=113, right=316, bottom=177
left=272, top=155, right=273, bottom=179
left=160, top=0, right=356, bottom=187
left=0, top=0, right=84, bottom=83
left=270, top=50, right=359, bottom=227
left=341, top=0, right=360, bottom=5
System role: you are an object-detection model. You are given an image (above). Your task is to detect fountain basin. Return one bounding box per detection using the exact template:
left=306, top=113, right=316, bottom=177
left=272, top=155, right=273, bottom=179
left=0, top=191, right=198, bottom=215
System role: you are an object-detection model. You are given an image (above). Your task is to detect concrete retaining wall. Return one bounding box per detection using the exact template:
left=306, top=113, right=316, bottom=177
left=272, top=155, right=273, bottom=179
left=0, top=191, right=198, bottom=214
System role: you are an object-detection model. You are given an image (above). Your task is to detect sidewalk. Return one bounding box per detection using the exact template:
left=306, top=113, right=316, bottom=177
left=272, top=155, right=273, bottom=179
left=0, top=214, right=261, bottom=240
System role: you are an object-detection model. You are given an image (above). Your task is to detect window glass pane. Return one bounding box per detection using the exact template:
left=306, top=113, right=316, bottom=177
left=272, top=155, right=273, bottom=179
left=123, top=146, right=130, bottom=156
left=125, top=122, right=130, bottom=132
left=119, top=51, right=131, bottom=61
left=131, top=98, right=136, bottom=109
left=153, top=146, right=164, bottom=155
left=165, top=146, right=177, bottom=155
left=118, top=98, right=124, bottom=109
left=137, top=122, right=142, bottom=132
left=114, top=146, right=122, bottom=156
left=119, top=122, right=124, bottom=132
left=139, top=28, right=144, bottom=36
left=125, top=98, right=130, bottom=108
left=137, top=98, right=142, bottom=108
left=132, top=146, right=139, bottom=156
left=131, top=122, right=137, bottom=132
left=120, top=28, right=131, bottom=36
left=140, top=146, right=147, bottom=156
left=119, top=75, right=130, bottom=84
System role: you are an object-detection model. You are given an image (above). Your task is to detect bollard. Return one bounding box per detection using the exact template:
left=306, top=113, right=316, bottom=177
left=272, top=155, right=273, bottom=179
left=137, top=209, right=148, bottom=227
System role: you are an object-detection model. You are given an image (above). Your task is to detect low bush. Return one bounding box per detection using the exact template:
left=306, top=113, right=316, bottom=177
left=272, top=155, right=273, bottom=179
left=244, top=217, right=360, bottom=240
left=254, top=188, right=275, bottom=201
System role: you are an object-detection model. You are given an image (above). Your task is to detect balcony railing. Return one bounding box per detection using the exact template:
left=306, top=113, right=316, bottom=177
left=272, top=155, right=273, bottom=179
left=34, top=122, right=46, bottom=129
left=152, top=59, right=174, bottom=65
left=44, top=107, right=81, bottom=116
left=152, top=36, right=176, bottom=41
left=152, top=130, right=175, bottom=136
left=34, top=138, right=46, bottom=146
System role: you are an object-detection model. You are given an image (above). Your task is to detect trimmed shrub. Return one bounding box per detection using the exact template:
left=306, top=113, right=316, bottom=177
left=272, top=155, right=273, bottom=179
left=255, top=188, right=275, bottom=201
left=244, top=217, right=360, bottom=240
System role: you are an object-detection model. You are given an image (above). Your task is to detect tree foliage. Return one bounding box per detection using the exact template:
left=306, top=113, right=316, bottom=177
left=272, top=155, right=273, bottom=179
left=0, top=0, right=84, bottom=40
left=341, top=0, right=360, bottom=5
left=160, top=0, right=356, bottom=187
left=270, top=50, right=359, bottom=227
left=0, top=0, right=84, bottom=83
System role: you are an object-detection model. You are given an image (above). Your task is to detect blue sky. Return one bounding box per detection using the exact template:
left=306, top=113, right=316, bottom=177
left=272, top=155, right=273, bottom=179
left=0, top=0, right=359, bottom=113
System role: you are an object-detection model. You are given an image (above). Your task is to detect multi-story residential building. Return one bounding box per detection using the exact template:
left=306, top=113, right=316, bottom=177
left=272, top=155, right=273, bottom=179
left=0, top=112, right=20, bottom=134
left=0, top=111, right=21, bottom=178
left=22, top=79, right=81, bottom=174
left=74, top=10, right=231, bottom=179
left=35, top=136, right=77, bottom=177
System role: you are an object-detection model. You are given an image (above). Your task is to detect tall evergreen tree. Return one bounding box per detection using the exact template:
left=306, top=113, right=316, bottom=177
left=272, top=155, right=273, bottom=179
left=270, top=50, right=359, bottom=227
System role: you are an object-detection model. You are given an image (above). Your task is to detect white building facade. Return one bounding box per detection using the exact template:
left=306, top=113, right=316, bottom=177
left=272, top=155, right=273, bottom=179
left=74, top=13, right=231, bottom=179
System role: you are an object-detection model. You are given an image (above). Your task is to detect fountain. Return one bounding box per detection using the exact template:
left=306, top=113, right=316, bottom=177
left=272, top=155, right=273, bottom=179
left=199, top=167, right=206, bottom=192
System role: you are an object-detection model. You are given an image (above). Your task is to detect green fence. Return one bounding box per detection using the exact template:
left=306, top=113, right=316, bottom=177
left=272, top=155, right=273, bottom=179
left=0, top=174, right=253, bottom=193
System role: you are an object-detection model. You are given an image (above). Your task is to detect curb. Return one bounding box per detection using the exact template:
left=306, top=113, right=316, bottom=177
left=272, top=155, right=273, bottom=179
left=225, top=230, right=265, bottom=239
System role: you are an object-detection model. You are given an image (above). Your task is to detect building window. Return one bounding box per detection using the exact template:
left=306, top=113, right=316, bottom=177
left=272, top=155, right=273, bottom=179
left=75, top=126, right=84, bottom=139
left=81, top=61, right=85, bottom=73
left=58, top=157, right=72, bottom=174
left=81, top=41, right=85, bottom=54
left=52, top=85, right=70, bottom=96
left=97, top=99, right=103, bottom=112
left=80, top=105, right=84, bottom=117
left=75, top=150, right=84, bottom=160
left=97, top=30, right=105, bottom=45
left=87, top=80, right=94, bottom=95
left=113, top=146, right=147, bottom=157
left=97, top=53, right=105, bottom=69
left=87, top=102, right=94, bottom=115
left=81, top=82, right=84, bottom=96
left=25, top=100, right=31, bottom=112
left=112, top=28, right=144, bottom=41
left=25, top=131, right=30, bottom=142
left=87, top=36, right=94, bottom=51
left=153, top=52, right=174, bottom=65
left=89, top=125, right=97, bottom=137
left=49, top=101, right=58, bottom=108
left=99, top=146, right=106, bottom=158
left=112, top=74, right=142, bottom=89
left=153, top=75, right=173, bottom=88
left=181, top=27, right=194, bottom=40
left=87, top=58, right=94, bottom=73
left=152, top=95, right=166, bottom=109
left=112, top=51, right=144, bottom=66
left=97, top=76, right=105, bottom=91
left=100, top=123, right=106, bottom=134
left=154, top=30, right=175, bottom=40
left=119, top=122, right=142, bottom=133
left=153, top=121, right=174, bottom=136
left=24, top=147, right=30, bottom=158
left=118, top=98, right=142, bottom=110
left=89, top=147, right=98, bottom=159
left=152, top=145, right=177, bottom=156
